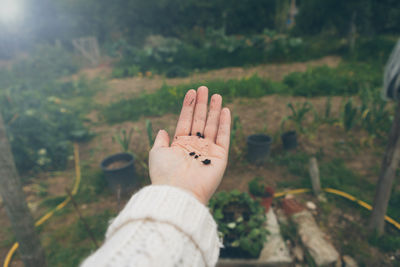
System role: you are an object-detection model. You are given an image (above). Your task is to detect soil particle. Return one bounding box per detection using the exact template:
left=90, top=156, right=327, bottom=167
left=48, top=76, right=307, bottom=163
left=106, top=160, right=130, bottom=170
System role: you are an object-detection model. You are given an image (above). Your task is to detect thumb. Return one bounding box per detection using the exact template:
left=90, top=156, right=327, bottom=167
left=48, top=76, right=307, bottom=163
left=152, top=130, right=170, bottom=149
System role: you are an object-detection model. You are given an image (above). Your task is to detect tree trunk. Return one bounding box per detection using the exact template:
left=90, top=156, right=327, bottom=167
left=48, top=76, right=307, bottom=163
left=369, top=102, right=400, bottom=235
left=0, top=114, right=47, bottom=266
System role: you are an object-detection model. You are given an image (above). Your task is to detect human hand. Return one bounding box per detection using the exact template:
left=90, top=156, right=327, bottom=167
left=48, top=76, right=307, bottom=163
left=149, top=86, right=231, bottom=204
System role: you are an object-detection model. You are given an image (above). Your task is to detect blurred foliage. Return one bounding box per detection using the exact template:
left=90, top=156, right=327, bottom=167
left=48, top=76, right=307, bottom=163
left=283, top=63, right=382, bottom=97
left=45, top=210, right=115, bottom=266
left=0, top=45, right=102, bottom=175
left=209, top=190, right=268, bottom=258
left=2, top=0, right=399, bottom=58
left=295, top=0, right=400, bottom=36
left=111, top=31, right=307, bottom=78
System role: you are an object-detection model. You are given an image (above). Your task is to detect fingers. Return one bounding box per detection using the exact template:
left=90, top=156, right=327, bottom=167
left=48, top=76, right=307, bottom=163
left=204, top=94, right=222, bottom=142
left=152, top=130, right=170, bottom=149
left=191, top=86, right=208, bottom=136
left=174, top=90, right=196, bottom=137
left=216, top=108, right=231, bottom=151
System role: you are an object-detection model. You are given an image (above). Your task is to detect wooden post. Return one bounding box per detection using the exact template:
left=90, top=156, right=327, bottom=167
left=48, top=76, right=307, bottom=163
left=309, top=157, right=321, bottom=196
left=0, top=114, right=47, bottom=266
left=369, top=102, right=400, bottom=235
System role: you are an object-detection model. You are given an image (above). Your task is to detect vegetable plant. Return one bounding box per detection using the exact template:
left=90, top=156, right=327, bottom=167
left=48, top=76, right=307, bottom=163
left=281, top=102, right=314, bottom=133
left=112, top=128, right=134, bottom=153
left=341, top=98, right=359, bottom=131
left=209, top=190, right=268, bottom=258
left=145, top=120, right=154, bottom=147
left=248, top=177, right=273, bottom=198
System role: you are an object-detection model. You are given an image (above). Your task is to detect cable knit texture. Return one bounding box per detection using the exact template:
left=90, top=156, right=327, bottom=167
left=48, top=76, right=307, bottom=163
left=81, top=185, right=221, bottom=267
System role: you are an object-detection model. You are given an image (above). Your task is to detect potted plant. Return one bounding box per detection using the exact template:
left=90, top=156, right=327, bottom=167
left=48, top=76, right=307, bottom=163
left=209, top=190, right=268, bottom=259
left=246, top=134, right=272, bottom=165
left=281, top=130, right=297, bottom=150
left=248, top=177, right=275, bottom=212
left=279, top=102, right=314, bottom=150
left=100, top=128, right=139, bottom=194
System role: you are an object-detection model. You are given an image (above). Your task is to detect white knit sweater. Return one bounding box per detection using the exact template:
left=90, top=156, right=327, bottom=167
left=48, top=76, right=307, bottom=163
left=81, top=185, right=221, bottom=267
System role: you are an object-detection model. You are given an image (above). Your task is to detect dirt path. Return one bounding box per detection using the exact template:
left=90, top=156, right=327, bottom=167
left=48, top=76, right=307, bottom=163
left=95, top=56, right=341, bottom=104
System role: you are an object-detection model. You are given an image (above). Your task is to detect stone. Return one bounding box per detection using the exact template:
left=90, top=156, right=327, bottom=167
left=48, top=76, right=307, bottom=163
left=342, top=255, right=358, bottom=267
left=275, top=208, right=289, bottom=225
left=306, top=201, right=317, bottom=210
left=259, top=209, right=293, bottom=265
left=291, top=210, right=340, bottom=266
left=292, top=246, right=304, bottom=262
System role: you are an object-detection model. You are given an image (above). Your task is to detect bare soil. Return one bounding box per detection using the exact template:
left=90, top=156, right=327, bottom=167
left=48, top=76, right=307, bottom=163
left=105, top=160, right=131, bottom=170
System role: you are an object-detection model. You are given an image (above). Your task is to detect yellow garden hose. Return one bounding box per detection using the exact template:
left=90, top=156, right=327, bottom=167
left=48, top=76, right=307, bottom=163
left=274, top=187, right=400, bottom=231
left=3, top=143, right=81, bottom=267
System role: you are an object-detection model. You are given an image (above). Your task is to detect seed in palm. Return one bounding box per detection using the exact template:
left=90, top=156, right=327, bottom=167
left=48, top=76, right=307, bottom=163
left=202, top=159, right=211, bottom=165
left=189, top=152, right=195, bottom=156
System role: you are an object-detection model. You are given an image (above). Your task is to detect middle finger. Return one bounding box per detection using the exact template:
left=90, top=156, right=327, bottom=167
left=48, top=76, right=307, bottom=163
left=191, top=86, right=209, bottom=136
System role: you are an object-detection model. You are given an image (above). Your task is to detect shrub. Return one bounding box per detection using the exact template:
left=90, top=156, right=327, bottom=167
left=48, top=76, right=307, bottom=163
left=0, top=77, right=100, bottom=175
left=209, top=190, right=268, bottom=258
left=112, top=32, right=333, bottom=77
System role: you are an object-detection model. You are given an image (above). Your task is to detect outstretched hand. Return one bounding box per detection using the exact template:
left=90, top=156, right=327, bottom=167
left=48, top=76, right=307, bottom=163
left=149, top=86, right=231, bottom=204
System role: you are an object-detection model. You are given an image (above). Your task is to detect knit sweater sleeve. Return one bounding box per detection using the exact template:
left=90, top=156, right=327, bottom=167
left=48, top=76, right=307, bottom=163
left=80, top=185, right=221, bottom=267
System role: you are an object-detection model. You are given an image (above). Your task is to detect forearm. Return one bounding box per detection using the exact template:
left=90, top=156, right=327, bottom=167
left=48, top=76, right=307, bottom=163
left=81, top=186, right=221, bottom=267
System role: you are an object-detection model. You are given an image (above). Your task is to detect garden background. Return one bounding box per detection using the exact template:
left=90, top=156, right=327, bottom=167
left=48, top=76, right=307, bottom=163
left=0, top=0, right=400, bottom=266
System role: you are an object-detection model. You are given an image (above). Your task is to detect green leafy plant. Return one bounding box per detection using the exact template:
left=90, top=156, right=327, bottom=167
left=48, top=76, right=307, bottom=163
left=209, top=190, right=268, bottom=258
left=112, top=128, right=134, bottom=152
left=341, top=98, right=359, bottom=131
left=145, top=119, right=154, bottom=147
left=281, top=102, right=314, bottom=133
left=248, top=177, right=272, bottom=198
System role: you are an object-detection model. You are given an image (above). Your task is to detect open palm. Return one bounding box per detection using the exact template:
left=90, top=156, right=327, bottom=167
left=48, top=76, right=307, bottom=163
left=149, top=86, right=231, bottom=204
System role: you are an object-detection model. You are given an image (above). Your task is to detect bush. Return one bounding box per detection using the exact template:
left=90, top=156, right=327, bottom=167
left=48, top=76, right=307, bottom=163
left=0, top=44, right=79, bottom=89
left=112, top=32, right=335, bottom=77
left=0, top=76, right=100, bottom=175
left=209, top=190, right=268, bottom=258
left=283, top=63, right=382, bottom=96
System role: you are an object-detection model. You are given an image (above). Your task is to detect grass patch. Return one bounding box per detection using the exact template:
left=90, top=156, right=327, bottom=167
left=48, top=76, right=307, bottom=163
left=103, top=62, right=381, bottom=124
left=75, top=168, right=109, bottom=204
left=45, top=210, right=115, bottom=266
left=103, top=75, right=283, bottom=123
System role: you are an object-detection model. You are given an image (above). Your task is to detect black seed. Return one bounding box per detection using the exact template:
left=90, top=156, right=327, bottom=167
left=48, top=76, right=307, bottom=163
left=202, top=159, right=211, bottom=165
left=194, top=155, right=199, bottom=159
left=201, top=134, right=205, bottom=138
left=196, top=132, right=202, bottom=137
left=189, top=152, right=195, bottom=156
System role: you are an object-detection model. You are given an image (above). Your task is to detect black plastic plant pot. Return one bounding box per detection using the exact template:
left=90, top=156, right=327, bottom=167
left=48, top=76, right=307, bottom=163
left=100, top=153, right=138, bottom=194
left=281, top=130, right=297, bottom=150
left=246, top=134, right=272, bottom=165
